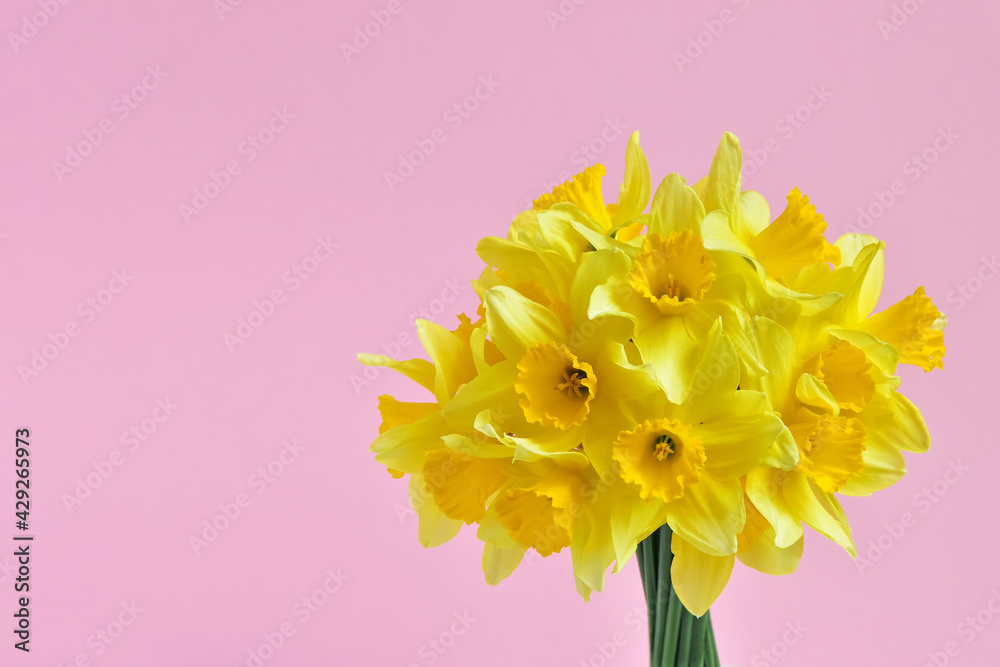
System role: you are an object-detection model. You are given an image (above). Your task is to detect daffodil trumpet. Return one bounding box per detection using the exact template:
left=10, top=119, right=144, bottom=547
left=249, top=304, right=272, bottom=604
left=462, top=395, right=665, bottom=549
left=359, top=131, right=945, bottom=667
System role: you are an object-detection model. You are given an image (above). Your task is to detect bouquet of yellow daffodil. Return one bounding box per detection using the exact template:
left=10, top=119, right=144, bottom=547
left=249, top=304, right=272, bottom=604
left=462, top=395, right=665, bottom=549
left=359, top=132, right=945, bottom=666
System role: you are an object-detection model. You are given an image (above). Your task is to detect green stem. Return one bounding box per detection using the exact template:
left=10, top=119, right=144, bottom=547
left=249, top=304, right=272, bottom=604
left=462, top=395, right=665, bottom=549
left=636, top=523, right=720, bottom=667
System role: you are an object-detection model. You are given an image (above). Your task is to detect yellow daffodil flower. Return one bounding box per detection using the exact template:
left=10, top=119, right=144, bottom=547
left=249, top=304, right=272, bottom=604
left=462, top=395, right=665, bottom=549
left=587, top=164, right=759, bottom=404
left=608, top=323, right=785, bottom=612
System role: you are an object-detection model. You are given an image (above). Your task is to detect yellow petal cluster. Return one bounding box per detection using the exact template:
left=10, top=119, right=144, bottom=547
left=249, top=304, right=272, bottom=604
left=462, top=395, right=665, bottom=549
left=359, top=131, right=945, bottom=616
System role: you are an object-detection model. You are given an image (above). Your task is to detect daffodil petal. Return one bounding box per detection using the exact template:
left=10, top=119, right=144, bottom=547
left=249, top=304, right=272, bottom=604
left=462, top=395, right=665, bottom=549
left=482, top=543, right=525, bottom=585
left=634, top=316, right=700, bottom=404
left=468, top=323, right=493, bottom=375
left=748, top=317, right=799, bottom=407
left=612, top=131, right=652, bottom=225
left=696, top=406, right=784, bottom=479
left=484, top=286, right=567, bottom=360
left=416, top=319, right=477, bottom=402
left=670, top=533, right=735, bottom=617
left=370, top=412, right=449, bottom=474
left=745, top=467, right=804, bottom=549
left=697, top=132, right=742, bottom=215
left=507, top=427, right=588, bottom=464
left=835, top=234, right=884, bottom=317
left=865, top=389, right=931, bottom=454
left=795, top=372, right=841, bottom=415
left=649, top=173, right=705, bottom=236
left=571, top=505, right=615, bottom=597
left=701, top=209, right=756, bottom=257
left=737, top=530, right=803, bottom=576
left=410, top=473, right=463, bottom=547
left=784, top=473, right=856, bottom=556
left=760, top=426, right=800, bottom=471
left=441, top=433, right=511, bottom=459
left=570, top=218, right=638, bottom=253
left=376, top=395, right=438, bottom=434
left=441, top=360, right=521, bottom=429
left=537, top=204, right=598, bottom=259
left=666, top=474, right=743, bottom=557
left=680, top=319, right=740, bottom=416
left=477, top=236, right=576, bottom=302
left=357, top=353, right=436, bottom=395
left=838, top=425, right=906, bottom=497
left=570, top=248, right=632, bottom=327
left=739, top=190, right=771, bottom=237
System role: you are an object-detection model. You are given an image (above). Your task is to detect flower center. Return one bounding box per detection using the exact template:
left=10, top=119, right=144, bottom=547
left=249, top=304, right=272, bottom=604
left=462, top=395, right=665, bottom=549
left=653, top=434, right=675, bottom=461
left=612, top=418, right=706, bottom=502
left=515, top=342, right=596, bottom=429
left=629, top=230, right=716, bottom=315
left=556, top=367, right=590, bottom=398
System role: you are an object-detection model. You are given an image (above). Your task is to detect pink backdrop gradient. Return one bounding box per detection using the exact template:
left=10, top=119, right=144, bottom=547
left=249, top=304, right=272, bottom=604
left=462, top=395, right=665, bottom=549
left=1, top=1, right=998, bottom=665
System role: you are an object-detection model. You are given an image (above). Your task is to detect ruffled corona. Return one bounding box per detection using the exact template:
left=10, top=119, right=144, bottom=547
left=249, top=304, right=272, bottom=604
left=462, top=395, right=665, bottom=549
left=862, top=286, right=946, bottom=371
left=494, top=468, right=581, bottom=556
left=533, top=164, right=613, bottom=229
left=612, top=419, right=707, bottom=502
left=790, top=411, right=867, bottom=494
left=747, top=187, right=841, bottom=278
left=423, top=450, right=505, bottom=525
left=515, top=342, right=596, bottom=429
left=629, top=231, right=717, bottom=315
left=803, top=340, right=876, bottom=412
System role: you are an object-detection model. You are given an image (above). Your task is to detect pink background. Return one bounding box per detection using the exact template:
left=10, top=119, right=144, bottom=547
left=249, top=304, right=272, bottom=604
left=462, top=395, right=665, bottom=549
left=1, top=1, right=998, bottom=665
